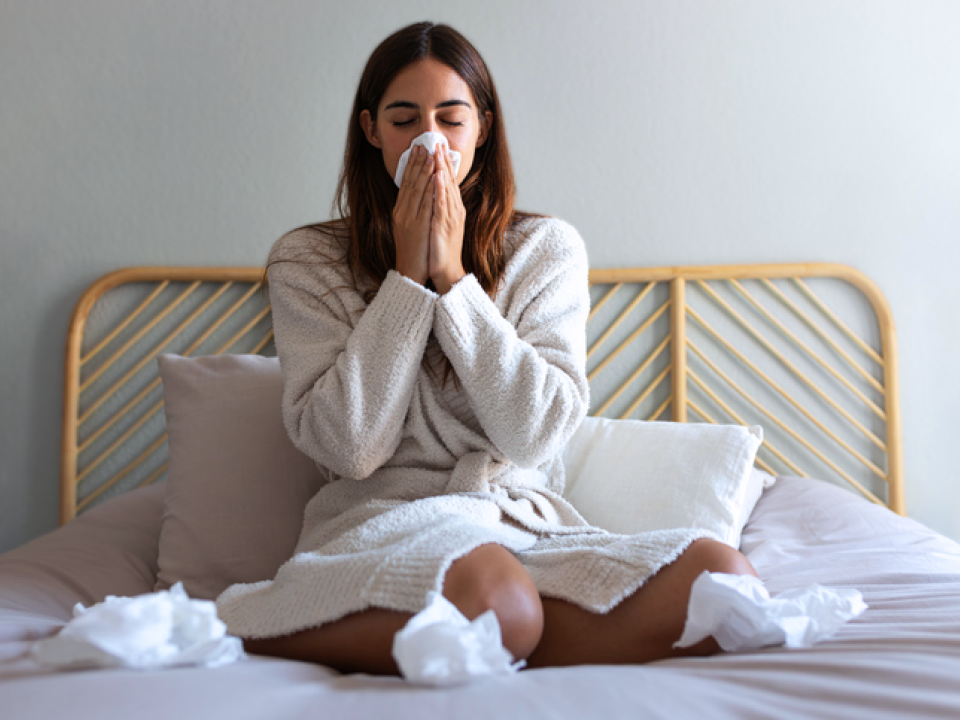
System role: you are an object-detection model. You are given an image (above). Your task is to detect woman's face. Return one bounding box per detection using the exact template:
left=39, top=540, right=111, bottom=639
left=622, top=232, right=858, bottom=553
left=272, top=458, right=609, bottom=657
left=361, top=58, right=491, bottom=185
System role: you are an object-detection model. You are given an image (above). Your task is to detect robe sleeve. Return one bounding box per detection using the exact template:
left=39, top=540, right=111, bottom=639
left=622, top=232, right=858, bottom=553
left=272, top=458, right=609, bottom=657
left=268, top=232, right=436, bottom=479
left=433, top=220, right=590, bottom=469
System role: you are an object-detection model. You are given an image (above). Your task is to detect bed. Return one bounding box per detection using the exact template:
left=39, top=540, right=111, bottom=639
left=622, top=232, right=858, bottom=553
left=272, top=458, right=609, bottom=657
left=2, top=262, right=959, bottom=719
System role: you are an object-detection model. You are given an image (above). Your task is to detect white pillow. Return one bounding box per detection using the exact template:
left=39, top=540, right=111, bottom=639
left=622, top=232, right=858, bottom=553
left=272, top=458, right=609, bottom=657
left=562, top=417, right=772, bottom=548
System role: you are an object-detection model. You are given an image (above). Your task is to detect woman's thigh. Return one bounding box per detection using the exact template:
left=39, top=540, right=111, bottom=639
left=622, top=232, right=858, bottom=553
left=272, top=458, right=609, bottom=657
left=526, top=538, right=757, bottom=667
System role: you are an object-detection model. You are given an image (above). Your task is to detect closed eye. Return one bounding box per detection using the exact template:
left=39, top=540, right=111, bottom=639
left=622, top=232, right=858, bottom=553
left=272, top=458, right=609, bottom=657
left=391, top=119, right=463, bottom=127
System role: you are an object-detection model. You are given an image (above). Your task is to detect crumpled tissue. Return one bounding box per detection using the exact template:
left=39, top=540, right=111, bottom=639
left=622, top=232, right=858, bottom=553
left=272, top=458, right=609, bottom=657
left=392, top=591, right=523, bottom=685
left=393, top=131, right=462, bottom=187
left=32, top=582, right=244, bottom=670
left=674, top=572, right=868, bottom=652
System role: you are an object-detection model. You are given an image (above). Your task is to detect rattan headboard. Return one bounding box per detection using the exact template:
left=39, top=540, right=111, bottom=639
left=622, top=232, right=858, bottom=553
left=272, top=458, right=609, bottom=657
left=62, top=263, right=902, bottom=523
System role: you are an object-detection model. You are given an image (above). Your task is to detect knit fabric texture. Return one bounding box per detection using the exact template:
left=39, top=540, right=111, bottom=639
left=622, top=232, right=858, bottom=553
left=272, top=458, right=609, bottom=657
left=216, top=217, right=711, bottom=639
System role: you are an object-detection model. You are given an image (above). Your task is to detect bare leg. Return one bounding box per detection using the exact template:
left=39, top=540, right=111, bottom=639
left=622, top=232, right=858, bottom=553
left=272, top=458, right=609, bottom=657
left=440, top=543, right=544, bottom=661
left=244, top=608, right=411, bottom=675
left=526, top=538, right=757, bottom=667
left=245, top=543, right=543, bottom=675
left=247, top=538, right=755, bottom=673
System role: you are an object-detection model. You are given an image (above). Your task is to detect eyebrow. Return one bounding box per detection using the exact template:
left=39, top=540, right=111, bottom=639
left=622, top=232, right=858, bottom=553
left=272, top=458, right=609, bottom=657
left=383, top=99, right=473, bottom=111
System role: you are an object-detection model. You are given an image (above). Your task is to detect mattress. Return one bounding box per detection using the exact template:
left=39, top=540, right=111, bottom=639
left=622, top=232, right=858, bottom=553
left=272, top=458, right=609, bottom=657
left=2, top=475, right=959, bottom=720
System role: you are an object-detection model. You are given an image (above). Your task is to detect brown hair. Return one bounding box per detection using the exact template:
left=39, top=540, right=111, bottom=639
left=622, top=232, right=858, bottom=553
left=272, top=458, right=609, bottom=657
left=267, top=23, right=541, bottom=384
left=275, top=22, right=536, bottom=301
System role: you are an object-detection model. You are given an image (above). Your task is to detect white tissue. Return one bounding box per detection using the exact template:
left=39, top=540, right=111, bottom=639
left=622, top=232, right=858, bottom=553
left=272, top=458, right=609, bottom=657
left=392, top=591, right=523, bottom=686
left=674, top=572, right=867, bottom=652
left=32, top=582, right=244, bottom=670
left=393, top=131, right=462, bottom=187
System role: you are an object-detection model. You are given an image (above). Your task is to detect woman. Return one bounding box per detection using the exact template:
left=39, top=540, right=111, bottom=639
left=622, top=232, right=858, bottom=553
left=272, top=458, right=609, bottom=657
left=216, top=21, right=756, bottom=675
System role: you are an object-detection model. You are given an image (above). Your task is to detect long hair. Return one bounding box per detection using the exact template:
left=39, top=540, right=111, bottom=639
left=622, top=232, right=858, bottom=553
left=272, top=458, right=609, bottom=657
left=321, top=22, right=523, bottom=300
left=267, top=23, right=537, bottom=384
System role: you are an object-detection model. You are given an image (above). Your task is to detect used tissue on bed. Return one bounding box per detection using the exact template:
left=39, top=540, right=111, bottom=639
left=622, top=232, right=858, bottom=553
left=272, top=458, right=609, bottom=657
left=674, top=572, right=868, bottom=652
left=392, top=591, right=523, bottom=685
left=393, top=131, right=462, bottom=187
left=32, top=582, right=244, bottom=670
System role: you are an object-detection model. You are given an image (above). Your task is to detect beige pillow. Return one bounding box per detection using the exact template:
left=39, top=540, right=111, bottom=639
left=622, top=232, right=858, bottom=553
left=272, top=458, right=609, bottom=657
left=0, top=484, right=165, bottom=626
left=156, top=354, right=326, bottom=600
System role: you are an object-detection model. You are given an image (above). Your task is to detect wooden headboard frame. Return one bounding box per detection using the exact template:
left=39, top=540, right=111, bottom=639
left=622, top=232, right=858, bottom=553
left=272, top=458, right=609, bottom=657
left=62, top=263, right=902, bottom=523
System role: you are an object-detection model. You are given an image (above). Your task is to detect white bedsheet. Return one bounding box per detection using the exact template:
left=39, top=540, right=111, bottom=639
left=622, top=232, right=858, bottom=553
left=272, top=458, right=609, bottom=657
left=2, top=476, right=959, bottom=719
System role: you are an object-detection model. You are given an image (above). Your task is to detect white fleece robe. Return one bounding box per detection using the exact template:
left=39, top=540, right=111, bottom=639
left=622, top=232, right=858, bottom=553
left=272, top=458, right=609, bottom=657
left=216, top=217, right=711, bottom=639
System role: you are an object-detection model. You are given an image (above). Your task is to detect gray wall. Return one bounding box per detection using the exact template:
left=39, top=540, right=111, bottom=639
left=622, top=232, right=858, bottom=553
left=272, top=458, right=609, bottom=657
left=2, top=0, right=958, bottom=552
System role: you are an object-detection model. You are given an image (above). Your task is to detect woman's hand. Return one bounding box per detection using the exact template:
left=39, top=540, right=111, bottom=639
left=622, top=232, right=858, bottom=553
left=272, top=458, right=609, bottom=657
left=429, top=146, right=467, bottom=295
left=392, top=145, right=435, bottom=286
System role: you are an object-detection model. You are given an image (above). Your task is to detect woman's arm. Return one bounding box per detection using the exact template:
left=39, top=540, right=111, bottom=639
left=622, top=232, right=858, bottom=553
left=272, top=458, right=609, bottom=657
left=432, top=219, right=590, bottom=468
left=269, top=232, right=436, bottom=479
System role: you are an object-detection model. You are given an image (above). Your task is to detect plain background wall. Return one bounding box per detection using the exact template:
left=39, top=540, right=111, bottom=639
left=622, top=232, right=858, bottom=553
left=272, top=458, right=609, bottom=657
left=1, top=0, right=958, bottom=553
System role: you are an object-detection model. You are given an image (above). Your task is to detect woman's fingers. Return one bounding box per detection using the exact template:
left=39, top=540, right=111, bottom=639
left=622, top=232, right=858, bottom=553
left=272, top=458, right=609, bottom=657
left=393, top=146, right=436, bottom=286
left=429, top=146, right=467, bottom=294
left=395, top=146, right=434, bottom=220
left=433, top=153, right=445, bottom=211
left=410, top=150, right=436, bottom=217
left=436, top=146, right=463, bottom=217
left=418, top=160, right=436, bottom=218
left=397, top=147, right=428, bottom=206
left=397, top=147, right=421, bottom=196
left=434, top=147, right=451, bottom=208
left=414, top=153, right=435, bottom=218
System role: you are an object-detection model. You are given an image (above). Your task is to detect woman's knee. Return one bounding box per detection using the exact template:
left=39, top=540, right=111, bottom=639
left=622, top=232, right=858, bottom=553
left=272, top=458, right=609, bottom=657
left=682, top=538, right=757, bottom=578
left=442, top=544, right=544, bottom=661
